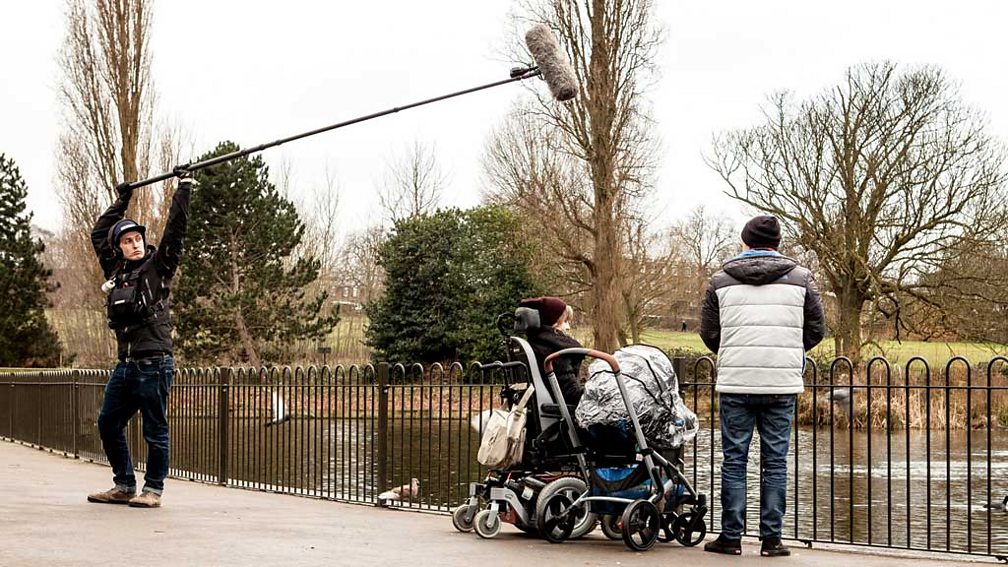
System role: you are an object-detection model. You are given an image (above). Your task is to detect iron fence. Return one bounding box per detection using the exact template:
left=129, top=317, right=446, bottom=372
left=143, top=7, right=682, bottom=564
left=2, top=355, right=1007, bottom=560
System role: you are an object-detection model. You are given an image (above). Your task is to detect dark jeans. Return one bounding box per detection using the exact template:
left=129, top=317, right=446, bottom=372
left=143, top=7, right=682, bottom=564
left=97, top=356, right=174, bottom=494
left=718, top=393, right=796, bottom=540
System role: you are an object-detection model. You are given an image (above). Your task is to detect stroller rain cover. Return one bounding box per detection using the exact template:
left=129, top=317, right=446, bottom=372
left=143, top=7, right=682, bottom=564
left=575, top=344, right=698, bottom=449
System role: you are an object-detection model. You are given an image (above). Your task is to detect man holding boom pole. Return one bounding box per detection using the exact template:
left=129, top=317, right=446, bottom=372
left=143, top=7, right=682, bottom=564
left=86, top=171, right=195, bottom=509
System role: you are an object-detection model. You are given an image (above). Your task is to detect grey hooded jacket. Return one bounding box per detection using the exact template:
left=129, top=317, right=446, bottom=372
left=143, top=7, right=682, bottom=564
left=699, top=252, right=826, bottom=394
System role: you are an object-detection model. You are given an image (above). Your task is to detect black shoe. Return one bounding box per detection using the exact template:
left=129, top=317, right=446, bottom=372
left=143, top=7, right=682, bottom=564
left=760, top=536, right=790, bottom=557
left=704, top=534, right=742, bottom=555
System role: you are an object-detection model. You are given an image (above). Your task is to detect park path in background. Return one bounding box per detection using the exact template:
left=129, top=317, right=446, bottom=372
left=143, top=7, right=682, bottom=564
left=0, top=441, right=987, bottom=566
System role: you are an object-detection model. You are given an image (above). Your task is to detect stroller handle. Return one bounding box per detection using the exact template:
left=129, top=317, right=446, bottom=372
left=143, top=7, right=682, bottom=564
left=544, top=348, right=619, bottom=374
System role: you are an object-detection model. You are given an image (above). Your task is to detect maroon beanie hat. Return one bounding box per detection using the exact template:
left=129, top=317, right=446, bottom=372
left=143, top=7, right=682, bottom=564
left=741, top=215, right=781, bottom=249
left=519, top=296, right=568, bottom=327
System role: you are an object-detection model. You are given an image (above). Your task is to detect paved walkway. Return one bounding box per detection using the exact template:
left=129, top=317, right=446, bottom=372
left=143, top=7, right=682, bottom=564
left=0, top=441, right=991, bottom=566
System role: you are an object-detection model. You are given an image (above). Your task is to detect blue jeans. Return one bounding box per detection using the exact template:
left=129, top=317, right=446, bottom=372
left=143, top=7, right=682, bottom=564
left=97, top=356, right=174, bottom=494
left=718, top=393, right=796, bottom=540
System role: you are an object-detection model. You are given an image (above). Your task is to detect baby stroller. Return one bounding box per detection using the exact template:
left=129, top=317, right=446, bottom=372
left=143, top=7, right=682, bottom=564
left=536, top=347, right=708, bottom=551
left=452, top=309, right=597, bottom=539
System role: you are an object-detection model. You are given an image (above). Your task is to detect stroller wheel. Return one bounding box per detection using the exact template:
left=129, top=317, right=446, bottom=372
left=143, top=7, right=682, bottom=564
left=452, top=504, right=476, bottom=533
left=657, top=512, right=678, bottom=543
left=621, top=500, right=660, bottom=551
left=474, top=509, right=502, bottom=539
left=600, top=514, right=622, bottom=540
left=514, top=515, right=539, bottom=536
left=672, top=512, right=706, bottom=547
left=540, top=494, right=575, bottom=543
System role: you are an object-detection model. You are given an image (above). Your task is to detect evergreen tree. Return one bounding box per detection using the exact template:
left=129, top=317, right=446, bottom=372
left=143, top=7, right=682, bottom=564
left=365, top=205, right=541, bottom=364
left=174, top=142, right=337, bottom=366
left=0, top=154, right=63, bottom=367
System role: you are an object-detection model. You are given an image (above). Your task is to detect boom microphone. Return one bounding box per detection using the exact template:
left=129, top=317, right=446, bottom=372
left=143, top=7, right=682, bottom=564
left=524, top=24, right=578, bottom=102
left=122, top=27, right=580, bottom=191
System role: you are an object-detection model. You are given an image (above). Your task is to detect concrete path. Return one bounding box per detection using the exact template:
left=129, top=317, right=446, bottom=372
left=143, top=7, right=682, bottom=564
left=0, top=441, right=990, bottom=566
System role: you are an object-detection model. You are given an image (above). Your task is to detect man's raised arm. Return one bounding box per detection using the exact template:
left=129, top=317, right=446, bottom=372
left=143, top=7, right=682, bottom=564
left=91, top=184, right=133, bottom=278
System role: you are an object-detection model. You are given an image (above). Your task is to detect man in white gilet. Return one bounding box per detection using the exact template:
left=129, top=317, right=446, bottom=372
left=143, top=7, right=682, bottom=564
left=699, top=215, right=826, bottom=557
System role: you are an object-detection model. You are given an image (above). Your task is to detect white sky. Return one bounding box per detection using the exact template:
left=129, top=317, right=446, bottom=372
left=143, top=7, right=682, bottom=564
left=1, top=1, right=1006, bottom=235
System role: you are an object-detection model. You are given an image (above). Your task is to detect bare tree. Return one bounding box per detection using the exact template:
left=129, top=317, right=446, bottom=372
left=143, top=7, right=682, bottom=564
left=620, top=220, right=681, bottom=343
left=653, top=206, right=741, bottom=330
left=335, top=225, right=386, bottom=307
left=907, top=230, right=1008, bottom=345
left=51, top=0, right=174, bottom=365
left=57, top=0, right=160, bottom=222
left=54, top=0, right=166, bottom=306
left=304, top=166, right=343, bottom=275
left=484, top=0, right=664, bottom=352
left=673, top=206, right=737, bottom=277
left=708, top=62, right=1006, bottom=359
left=378, top=139, right=447, bottom=223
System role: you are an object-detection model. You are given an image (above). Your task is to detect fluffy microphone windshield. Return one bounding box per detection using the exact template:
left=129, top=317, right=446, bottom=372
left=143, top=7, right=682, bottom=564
left=525, top=24, right=578, bottom=102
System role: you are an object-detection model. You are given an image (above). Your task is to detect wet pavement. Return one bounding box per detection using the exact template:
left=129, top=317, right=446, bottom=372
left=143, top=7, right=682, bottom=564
left=0, top=441, right=989, bottom=566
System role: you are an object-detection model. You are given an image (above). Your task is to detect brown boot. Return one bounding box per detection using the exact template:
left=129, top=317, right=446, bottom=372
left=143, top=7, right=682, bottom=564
left=87, top=487, right=136, bottom=505
left=128, top=490, right=161, bottom=508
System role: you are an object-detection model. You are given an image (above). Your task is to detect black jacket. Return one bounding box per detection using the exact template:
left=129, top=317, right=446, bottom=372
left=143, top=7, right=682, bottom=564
left=526, top=327, right=585, bottom=406
left=91, top=184, right=191, bottom=360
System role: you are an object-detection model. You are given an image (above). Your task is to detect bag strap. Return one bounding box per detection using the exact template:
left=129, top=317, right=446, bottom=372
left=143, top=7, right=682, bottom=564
left=513, top=385, right=536, bottom=412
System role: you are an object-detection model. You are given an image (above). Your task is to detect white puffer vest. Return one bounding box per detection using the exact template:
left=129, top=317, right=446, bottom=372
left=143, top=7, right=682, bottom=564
left=707, top=255, right=815, bottom=394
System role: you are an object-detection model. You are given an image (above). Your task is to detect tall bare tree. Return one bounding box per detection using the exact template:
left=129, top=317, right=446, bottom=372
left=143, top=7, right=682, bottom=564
left=378, top=139, right=447, bottom=223
left=55, top=0, right=164, bottom=307
left=666, top=205, right=737, bottom=315
left=305, top=166, right=343, bottom=275
left=335, top=226, right=387, bottom=307
left=484, top=0, right=663, bottom=352
left=620, top=220, right=681, bottom=343
left=708, top=62, right=1006, bottom=359
left=673, top=206, right=737, bottom=277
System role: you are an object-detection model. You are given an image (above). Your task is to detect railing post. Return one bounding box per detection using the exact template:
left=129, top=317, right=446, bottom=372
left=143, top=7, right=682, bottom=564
left=376, top=362, right=389, bottom=505
left=130, top=409, right=142, bottom=456
left=72, top=370, right=80, bottom=459
left=218, top=368, right=231, bottom=486
left=36, top=375, right=42, bottom=446
left=672, top=356, right=685, bottom=388
left=9, top=382, right=15, bottom=440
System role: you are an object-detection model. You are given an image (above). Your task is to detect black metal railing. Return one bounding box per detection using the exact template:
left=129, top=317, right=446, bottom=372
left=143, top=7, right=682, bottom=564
left=2, top=355, right=1007, bottom=559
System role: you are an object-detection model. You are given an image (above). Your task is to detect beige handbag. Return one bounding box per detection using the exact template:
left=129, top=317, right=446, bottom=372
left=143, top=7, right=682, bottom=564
left=476, top=385, right=535, bottom=469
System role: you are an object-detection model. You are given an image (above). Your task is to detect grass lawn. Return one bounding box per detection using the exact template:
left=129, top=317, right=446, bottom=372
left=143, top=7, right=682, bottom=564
left=41, top=307, right=1007, bottom=369
left=635, top=329, right=1007, bottom=366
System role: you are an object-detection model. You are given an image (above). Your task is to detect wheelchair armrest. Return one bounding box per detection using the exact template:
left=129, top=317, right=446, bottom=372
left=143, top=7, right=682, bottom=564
left=540, top=403, right=577, bottom=418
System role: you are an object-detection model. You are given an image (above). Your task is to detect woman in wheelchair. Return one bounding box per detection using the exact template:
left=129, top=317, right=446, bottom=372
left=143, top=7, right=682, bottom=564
left=519, top=296, right=585, bottom=406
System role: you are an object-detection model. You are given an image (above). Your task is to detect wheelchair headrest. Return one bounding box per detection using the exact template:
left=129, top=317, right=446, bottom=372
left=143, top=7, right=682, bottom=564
left=513, top=307, right=541, bottom=333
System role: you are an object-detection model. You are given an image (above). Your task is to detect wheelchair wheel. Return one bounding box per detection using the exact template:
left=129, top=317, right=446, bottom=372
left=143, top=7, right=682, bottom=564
left=474, top=509, right=501, bottom=539
left=535, top=477, right=597, bottom=539
left=540, top=493, right=575, bottom=544
left=452, top=504, right=476, bottom=533
left=672, top=512, right=706, bottom=547
left=621, top=500, right=660, bottom=551
left=600, top=514, right=622, bottom=540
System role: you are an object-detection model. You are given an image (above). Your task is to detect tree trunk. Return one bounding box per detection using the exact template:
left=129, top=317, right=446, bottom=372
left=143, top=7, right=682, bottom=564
left=591, top=192, right=621, bottom=353
left=230, top=237, right=261, bottom=369
left=835, top=284, right=866, bottom=362
left=587, top=0, right=621, bottom=354
left=628, top=314, right=641, bottom=344
left=234, top=309, right=262, bottom=370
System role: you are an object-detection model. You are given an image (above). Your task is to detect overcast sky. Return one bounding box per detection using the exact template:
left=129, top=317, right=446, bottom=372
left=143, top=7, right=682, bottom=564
left=2, top=1, right=1006, bottom=235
